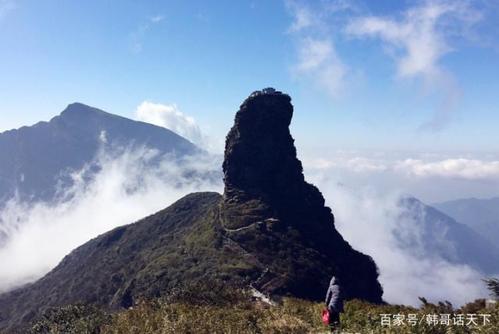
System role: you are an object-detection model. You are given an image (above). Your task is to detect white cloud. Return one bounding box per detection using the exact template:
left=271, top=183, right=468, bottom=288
left=130, top=14, right=164, bottom=53
left=309, top=156, right=387, bottom=173
left=293, top=37, right=347, bottom=98
left=99, top=130, right=107, bottom=144
left=136, top=101, right=203, bottom=145
left=150, top=15, right=164, bottom=23
left=286, top=0, right=356, bottom=33
left=0, top=146, right=222, bottom=292
left=396, top=158, right=499, bottom=179
left=346, top=1, right=480, bottom=79
left=286, top=0, right=485, bottom=128
left=0, top=143, right=493, bottom=305
left=286, top=1, right=348, bottom=98
left=346, top=0, right=481, bottom=129
left=306, top=152, right=499, bottom=181
left=303, top=152, right=499, bottom=202
left=306, top=175, right=489, bottom=306
left=286, top=0, right=315, bottom=32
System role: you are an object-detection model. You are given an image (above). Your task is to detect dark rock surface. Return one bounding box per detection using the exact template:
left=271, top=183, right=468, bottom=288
left=221, top=88, right=383, bottom=301
left=223, top=89, right=324, bottom=228
left=0, top=89, right=383, bottom=331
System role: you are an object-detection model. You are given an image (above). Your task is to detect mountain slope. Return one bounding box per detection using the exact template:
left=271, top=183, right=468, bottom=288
left=0, top=103, right=199, bottom=204
left=398, top=197, right=499, bottom=274
left=433, top=197, right=499, bottom=245
left=0, top=89, right=383, bottom=331
left=0, top=192, right=224, bottom=329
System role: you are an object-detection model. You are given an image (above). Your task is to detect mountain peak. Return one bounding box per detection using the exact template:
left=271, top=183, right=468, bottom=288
left=247, top=87, right=284, bottom=99
left=224, top=88, right=298, bottom=203
left=0, top=102, right=199, bottom=205
left=60, top=102, right=108, bottom=119
left=222, top=89, right=317, bottom=230
left=221, top=88, right=383, bottom=300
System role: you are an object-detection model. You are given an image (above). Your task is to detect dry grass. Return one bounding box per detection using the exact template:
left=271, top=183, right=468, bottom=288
left=28, top=292, right=499, bottom=334
left=102, top=298, right=325, bottom=334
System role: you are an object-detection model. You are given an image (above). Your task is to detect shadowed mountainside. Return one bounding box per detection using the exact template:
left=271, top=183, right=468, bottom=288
left=433, top=197, right=499, bottom=245
left=0, top=89, right=383, bottom=331
left=398, top=197, right=499, bottom=275
left=0, top=103, right=199, bottom=205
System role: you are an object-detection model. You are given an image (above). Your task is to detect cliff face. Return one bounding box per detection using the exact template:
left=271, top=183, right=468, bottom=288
left=224, top=91, right=302, bottom=203
left=220, top=88, right=383, bottom=301
left=223, top=89, right=328, bottom=228
left=0, top=89, right=383, bottom=331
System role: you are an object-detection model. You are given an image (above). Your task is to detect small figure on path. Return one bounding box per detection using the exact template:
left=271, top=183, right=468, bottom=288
left=325, top=276, right=343, bottom=332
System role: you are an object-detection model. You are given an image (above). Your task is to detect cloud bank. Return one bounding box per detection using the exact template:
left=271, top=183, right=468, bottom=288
left=0, top=144, right=493, bottom=306
left=396, top=158, right=499, bottom=179
left=0, top=146, right=222, bottom=292
left=303, top=151, right=499, bottom=203
left=306, top=173, right=489, bottom=306
left=308, top=154, right=499, bottom=180
left=136, top=101, right=204, bottom=146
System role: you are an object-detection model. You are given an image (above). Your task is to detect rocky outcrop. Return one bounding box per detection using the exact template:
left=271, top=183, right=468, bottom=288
left=222, top=89, right=326, bottom=229
left=220, top=88, right=383, bottom=302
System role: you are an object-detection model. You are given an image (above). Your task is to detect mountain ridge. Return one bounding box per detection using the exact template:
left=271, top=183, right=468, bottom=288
left=0, top=102, right=200, bottom=205
left=398, top=197, right=499, bottom=275
left=433, top=197, right=499, bottom=246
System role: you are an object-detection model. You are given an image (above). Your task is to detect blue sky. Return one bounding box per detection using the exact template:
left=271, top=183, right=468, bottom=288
left=1, top=0, right=498, bottom=155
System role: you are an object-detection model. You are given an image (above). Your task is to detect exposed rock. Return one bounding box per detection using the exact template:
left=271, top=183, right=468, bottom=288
left=221, top=88, right=383, bottom=301
left=223, top=89, right=323, bottom=228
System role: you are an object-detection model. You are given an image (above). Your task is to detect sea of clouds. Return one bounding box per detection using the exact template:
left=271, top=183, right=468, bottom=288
left=306, top=172, right=488, bottom=306
left=0, top=145, right=495, bottom=306
left=0, top=145, right=222, bottom=293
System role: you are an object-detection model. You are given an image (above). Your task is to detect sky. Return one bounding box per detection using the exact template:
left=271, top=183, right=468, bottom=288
left=0, top=0, right=499, bottom=200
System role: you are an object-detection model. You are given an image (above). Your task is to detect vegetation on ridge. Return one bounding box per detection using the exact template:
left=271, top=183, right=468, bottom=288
left=25, top=286, right=499, bottom=334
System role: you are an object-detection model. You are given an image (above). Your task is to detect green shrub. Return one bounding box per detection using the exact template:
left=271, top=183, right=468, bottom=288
left=29, top=304, right=110, bottom=334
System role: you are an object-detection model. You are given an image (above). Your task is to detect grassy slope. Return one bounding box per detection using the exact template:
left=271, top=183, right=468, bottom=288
left=25, top=293, right=499, bottom=334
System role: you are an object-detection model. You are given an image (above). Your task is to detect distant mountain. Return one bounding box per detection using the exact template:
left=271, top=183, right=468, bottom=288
left=0, top=89, right=383, bottom=331
left=0, top=103, right=200, bottom=205
left=398, top=197, right=499, bottom=275
left=433, top=197, right=499, bottom=245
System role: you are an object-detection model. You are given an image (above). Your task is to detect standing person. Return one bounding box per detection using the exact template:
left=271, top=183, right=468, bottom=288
left=325, top=276, right=343, bottom=332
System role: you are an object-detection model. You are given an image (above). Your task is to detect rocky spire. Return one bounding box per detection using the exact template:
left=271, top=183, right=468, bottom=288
left=223, top=88, right=327, bottom=228
left=223, top=89, right=302, bottom=200
left=221, top=88, right=384, bottom=303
